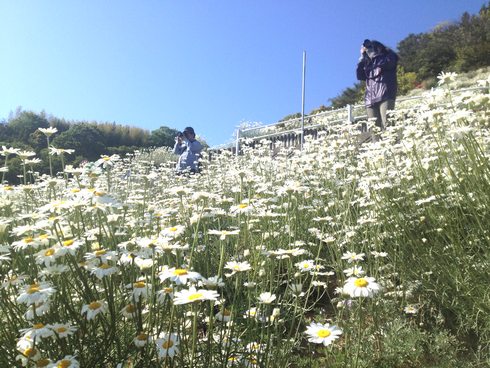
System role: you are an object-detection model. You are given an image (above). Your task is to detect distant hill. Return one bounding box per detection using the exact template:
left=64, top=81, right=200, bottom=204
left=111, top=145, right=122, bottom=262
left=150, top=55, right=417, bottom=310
left=280, top=3, right=489, bottom=119
left=0, top=110, right=180, bottom=183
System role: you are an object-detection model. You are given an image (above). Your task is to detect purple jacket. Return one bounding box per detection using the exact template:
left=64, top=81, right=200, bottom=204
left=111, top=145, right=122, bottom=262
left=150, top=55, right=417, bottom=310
left=356, top=50, right=398, bottom=107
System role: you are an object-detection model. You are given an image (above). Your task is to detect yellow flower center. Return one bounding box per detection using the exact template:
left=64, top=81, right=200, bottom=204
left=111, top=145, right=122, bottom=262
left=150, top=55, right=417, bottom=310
left=3, top=186, right=13, bottom=191
left=44, top=248, right=55, bottom=256
left=27, top=284, right=40, bottom=294
left=38, top=234, right=49, bottom=240
left=354, top=278, right=369, bottom=288
left=168, top=227, right=178, bottom=232
left=71, top=188, right=80, bottom=193
left=24, top=237, right=34, bottom=243
left=133, top=281, right=145, bottom=288
left=162, top=340, right=174, bottom=349
left=63, top=239, right=74, bottom=247
left=23, top=348, right=37, bottom=358
left=222, top=309, right=231, bottom=316
left=34, top=323, right=45, bottom=329
left=36, top=359, right=50, bottom=367
left=238, top=203, right=248, bottom=209
left=174, top=269, right=188, bottom=276
left=188, top=293, right=203, bottom=301
left=57, top=327, right=67, bottom=333
left=95, top=250, right=106, bottom=256
left=125, top=304, right=136, bottom=313
left=164, top=287, right=173, bottom=293
left=136, top=333, right=147, bottom=341
left=89, top=301, right=101, bottom=310
left=317, top=329, right=331, bottom=338
left=103, top=156, right=111, bottom=161
left=57, top=360, right=71, bottom=368
left=99, top=263, right=111, bottom=269
left=95, top=191, right=105, bottom=197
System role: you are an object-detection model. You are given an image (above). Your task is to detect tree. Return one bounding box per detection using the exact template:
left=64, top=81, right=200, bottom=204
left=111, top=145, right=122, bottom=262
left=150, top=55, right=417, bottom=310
left=397, top=66, right=418, bottom=95
left=454, top=6, right=490, bottom=72
left=397, top=33, right=428, bottom=75
left=329, top=83, right=365, bottom=109
left=7, top=111, right=49, bottom=143
left=309, top=105, right=331, bottom=115
left=149, top=126, right=180, bottom=147
left=52, top=123, right=106, bottom=161
left=279, top=113, right=301, bottom=122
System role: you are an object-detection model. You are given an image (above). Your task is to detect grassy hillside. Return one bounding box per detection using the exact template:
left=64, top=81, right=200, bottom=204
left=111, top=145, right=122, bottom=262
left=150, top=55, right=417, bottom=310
left=0, top=71, right=489, bottom=367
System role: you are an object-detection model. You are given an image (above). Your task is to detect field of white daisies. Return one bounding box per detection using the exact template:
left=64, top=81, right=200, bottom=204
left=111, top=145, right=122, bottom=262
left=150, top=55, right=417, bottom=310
left=1, top=71, right=489, bottom=368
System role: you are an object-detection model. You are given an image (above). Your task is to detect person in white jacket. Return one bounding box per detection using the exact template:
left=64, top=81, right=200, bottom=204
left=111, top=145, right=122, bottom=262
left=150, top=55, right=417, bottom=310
left=173, top=126, right=202, bottom=174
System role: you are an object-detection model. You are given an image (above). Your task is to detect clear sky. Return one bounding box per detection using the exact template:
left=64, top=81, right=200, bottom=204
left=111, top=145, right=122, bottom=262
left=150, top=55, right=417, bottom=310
left=0, top=1, right=486, bottom=146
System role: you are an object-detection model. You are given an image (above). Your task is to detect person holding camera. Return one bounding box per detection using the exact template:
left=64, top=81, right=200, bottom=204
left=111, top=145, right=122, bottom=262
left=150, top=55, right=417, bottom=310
left=173, top=126, right=202, bottom=174
left=356, top=39, right=399, bottom=130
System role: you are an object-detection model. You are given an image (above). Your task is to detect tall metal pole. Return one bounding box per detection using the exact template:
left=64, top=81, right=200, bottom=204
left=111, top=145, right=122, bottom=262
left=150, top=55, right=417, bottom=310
left=301, top=51, right=306, bottom=150
left=235, top=128, right=240, bottom=156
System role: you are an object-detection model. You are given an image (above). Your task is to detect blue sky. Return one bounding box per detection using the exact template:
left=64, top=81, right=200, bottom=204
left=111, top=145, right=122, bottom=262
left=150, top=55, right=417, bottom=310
left=0, top=1, right=485, bottom=146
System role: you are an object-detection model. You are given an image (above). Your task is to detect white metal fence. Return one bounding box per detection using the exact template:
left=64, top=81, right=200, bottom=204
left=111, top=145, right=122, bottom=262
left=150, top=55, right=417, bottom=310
left=226, top=86, right=487, bottom=154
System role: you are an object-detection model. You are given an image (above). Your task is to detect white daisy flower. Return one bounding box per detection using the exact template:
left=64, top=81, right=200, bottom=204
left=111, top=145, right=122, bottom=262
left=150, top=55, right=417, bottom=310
left=48, top=355, right=79, bottom=368
left=19, top=323, right=55, bottom=340
left=173, top=286, right=219, bottom=305
left=224, top=261, right=251, bottom=276
left=258, top=292, right=276, bottom=304
left=404, top=304, right=419, bottom=314
left=81, top=300, right=108, bottom=320
left=51, top=323, right=78, bottom=338
left=134, top=333, right=150, bottom=348
left=208, top=229, right=240, bottom=240
left=89, top=263, right=119, bottom=280
left=341, top=251, right=365, bottom=263
left=38, top=127, right=58, bottom=137
left=215, top=308, right=232, bottom=322
left=155, top=333, right=179, bottom=359
left=343, top=276, right=381, bottom=298
left=305, top=322, right=342, bottom=346
left=17, top=282, right=56, bottom=306
left=126, top=280, right=151, bottom=301
left=343, top=265, right=365, bottom=277
left=295, top=259, right=315, bottom=272
left=159, top=267, right=202, bottom=285
left=156, top=286, right=174, bottom=304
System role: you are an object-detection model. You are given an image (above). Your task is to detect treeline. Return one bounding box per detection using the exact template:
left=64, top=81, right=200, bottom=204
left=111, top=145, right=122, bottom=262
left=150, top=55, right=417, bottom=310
left=0, top=109, right=180, bottom=183
left=328, top=3, right=489, bottom=109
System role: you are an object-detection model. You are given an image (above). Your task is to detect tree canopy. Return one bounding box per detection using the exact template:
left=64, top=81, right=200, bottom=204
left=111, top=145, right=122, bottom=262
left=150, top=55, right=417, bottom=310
left=327, top=3, right=489, bottom=109
left=0, top=109, right=181, bottom=182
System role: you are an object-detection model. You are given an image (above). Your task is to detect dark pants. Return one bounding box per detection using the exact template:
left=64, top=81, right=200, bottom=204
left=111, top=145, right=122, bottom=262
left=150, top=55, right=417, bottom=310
left=366, top=99, right=395, bottom=130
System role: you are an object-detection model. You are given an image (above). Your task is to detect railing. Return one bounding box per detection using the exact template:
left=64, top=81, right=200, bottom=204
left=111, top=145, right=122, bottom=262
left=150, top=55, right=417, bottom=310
left=219, top=86, right=487, bottom=154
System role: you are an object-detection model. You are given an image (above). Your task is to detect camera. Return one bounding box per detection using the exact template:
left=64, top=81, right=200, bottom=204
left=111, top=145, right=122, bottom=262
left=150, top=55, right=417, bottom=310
left=363, top=39, right=372, bottom=48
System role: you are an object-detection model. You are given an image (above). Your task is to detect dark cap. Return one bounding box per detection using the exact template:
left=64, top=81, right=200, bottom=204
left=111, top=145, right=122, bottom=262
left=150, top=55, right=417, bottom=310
left=183, top=127, right=195, bottom=135
left=363, top=39, right=372, bottom=48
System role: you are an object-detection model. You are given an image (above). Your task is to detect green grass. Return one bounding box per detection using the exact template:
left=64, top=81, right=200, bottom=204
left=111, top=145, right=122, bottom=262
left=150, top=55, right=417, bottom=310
left=0, top=71, right=489, bottom=367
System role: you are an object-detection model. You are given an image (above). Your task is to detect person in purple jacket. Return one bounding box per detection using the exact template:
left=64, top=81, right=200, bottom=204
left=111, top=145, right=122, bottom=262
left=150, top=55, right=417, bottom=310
left=357, top=39, right=399, bottom=130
